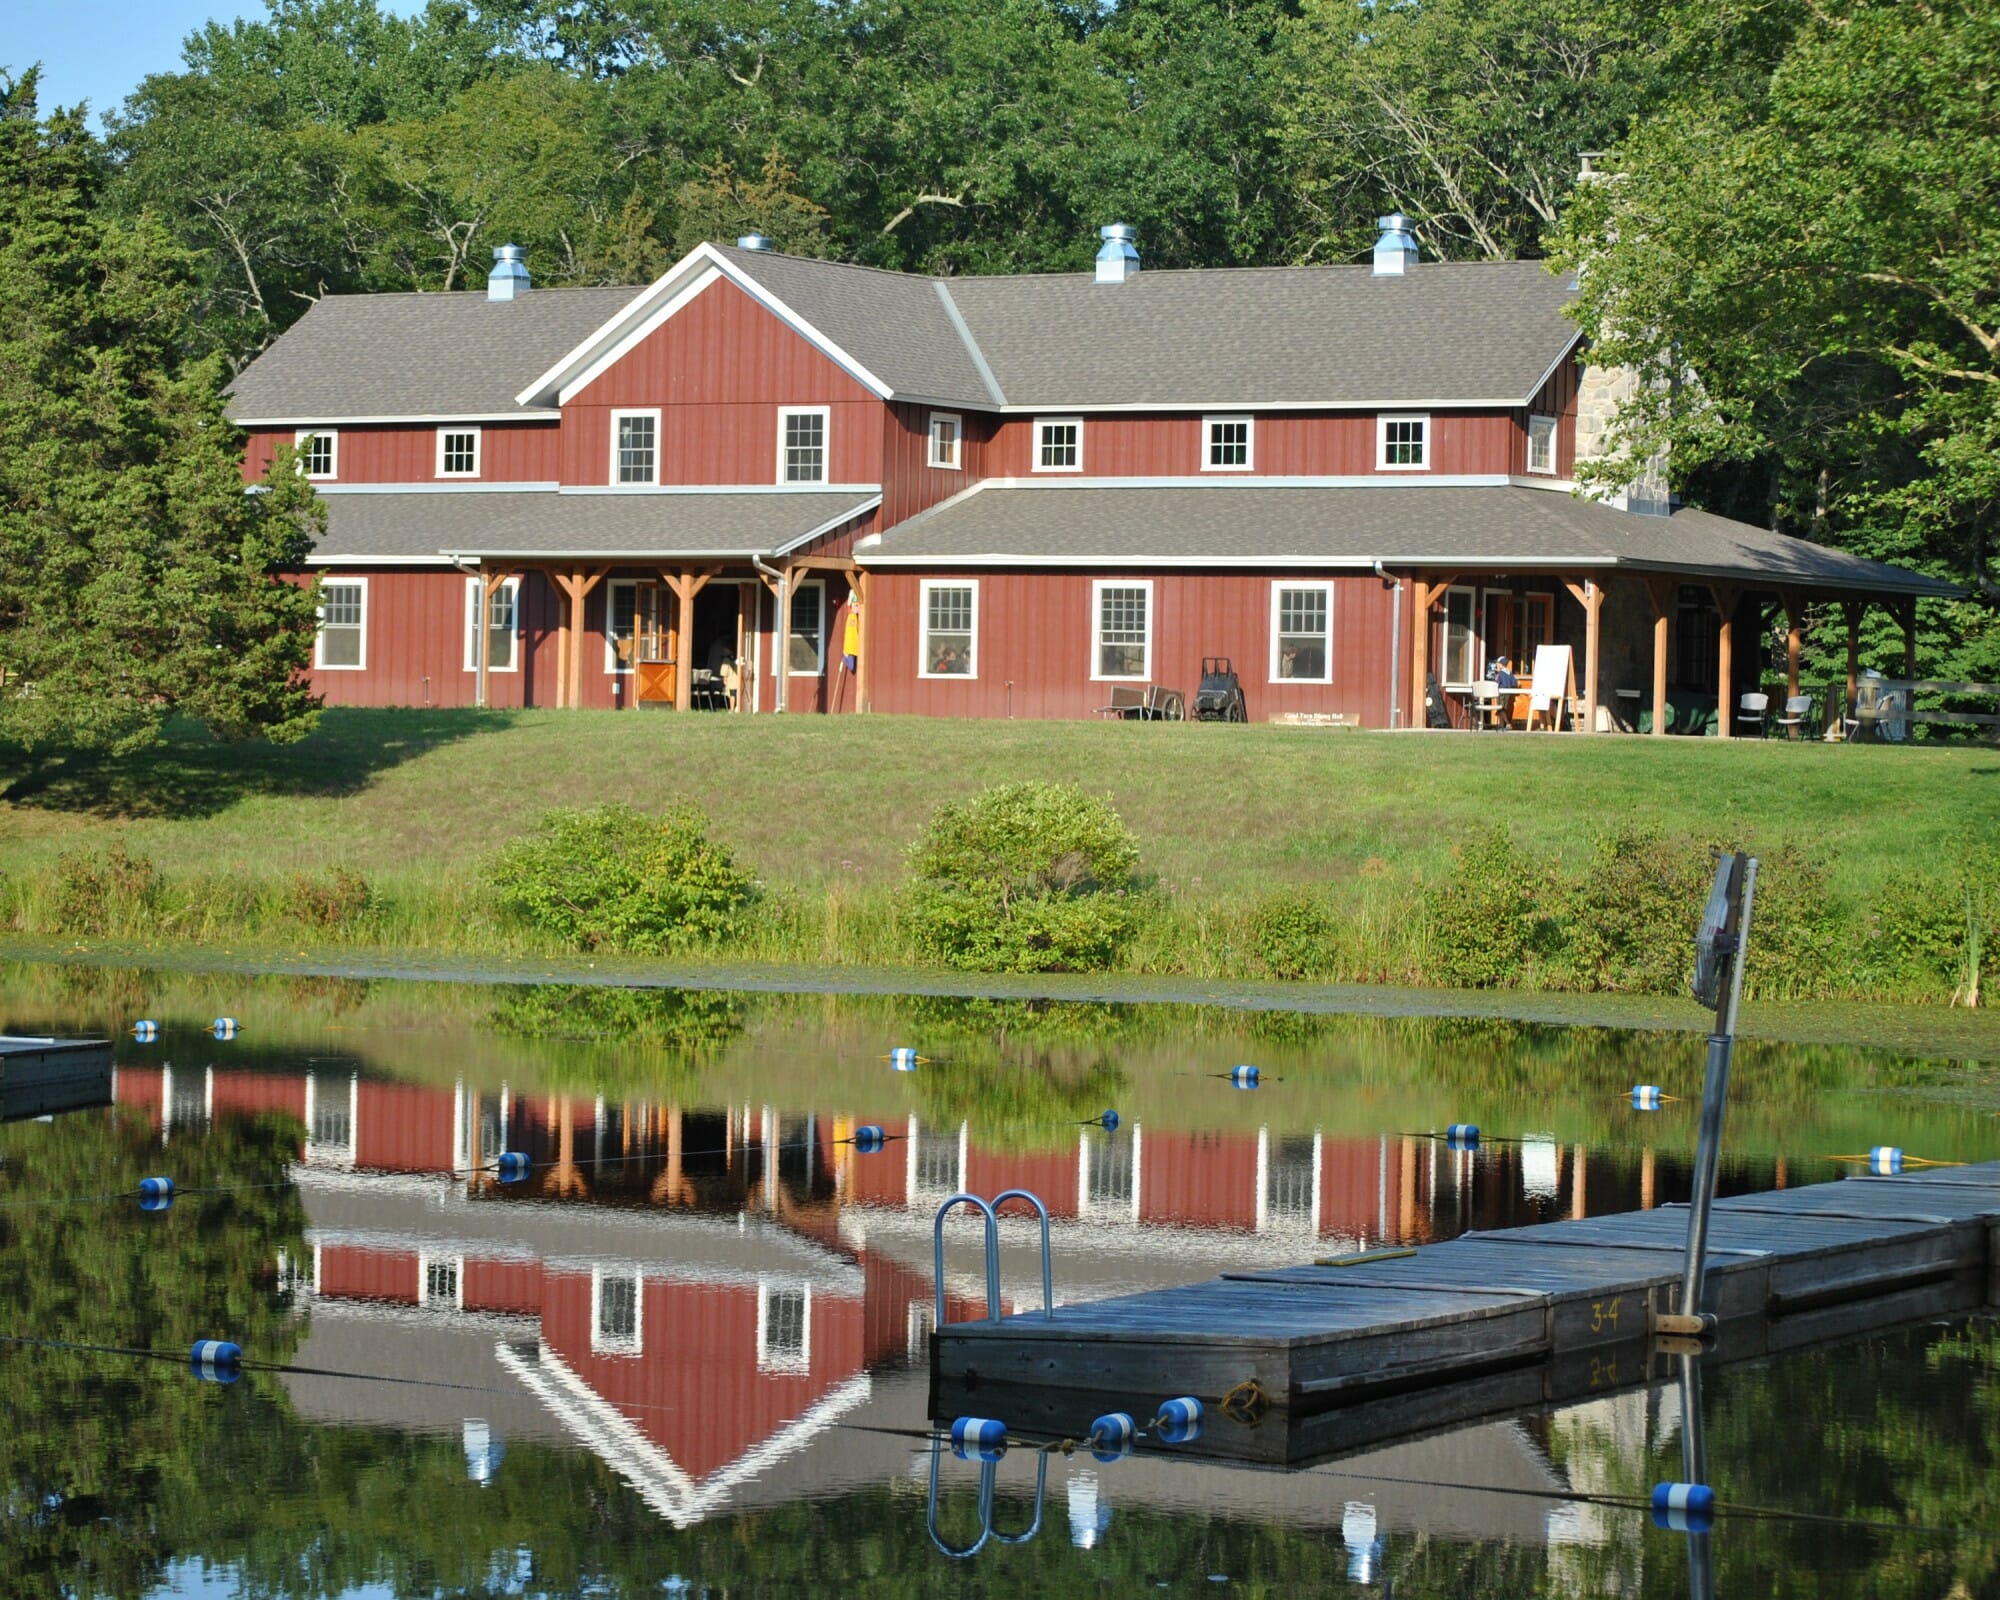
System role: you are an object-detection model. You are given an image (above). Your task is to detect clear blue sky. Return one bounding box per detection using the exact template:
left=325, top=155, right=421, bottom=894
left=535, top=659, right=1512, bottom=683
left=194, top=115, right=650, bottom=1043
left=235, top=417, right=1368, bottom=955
left=7, top=0, right=419, bottom=127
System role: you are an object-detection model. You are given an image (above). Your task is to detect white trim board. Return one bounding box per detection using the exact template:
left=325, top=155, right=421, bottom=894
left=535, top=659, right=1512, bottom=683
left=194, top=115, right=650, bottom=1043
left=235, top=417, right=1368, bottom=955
left=235, top=412, right=560, bottom=426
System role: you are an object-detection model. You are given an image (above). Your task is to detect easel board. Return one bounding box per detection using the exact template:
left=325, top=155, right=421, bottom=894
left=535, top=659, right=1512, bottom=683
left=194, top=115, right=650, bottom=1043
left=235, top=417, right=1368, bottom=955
left=1528, top=645, right=1575, bottom=730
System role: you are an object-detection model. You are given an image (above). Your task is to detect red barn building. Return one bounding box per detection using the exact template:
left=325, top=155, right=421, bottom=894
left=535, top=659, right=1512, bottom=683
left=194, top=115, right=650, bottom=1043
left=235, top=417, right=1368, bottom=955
left=231, top=222, right=1952, bottom=734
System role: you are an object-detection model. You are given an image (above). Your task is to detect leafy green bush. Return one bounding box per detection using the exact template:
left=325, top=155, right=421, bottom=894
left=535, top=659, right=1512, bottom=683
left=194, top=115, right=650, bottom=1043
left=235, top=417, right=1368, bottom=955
left=1424, top=826, right=1539, bottom=988
left=48, top=843, right=158, bottom=935
left=283, top=866, right=373, bottom=930
left=1249, top=890, right=1339, bottom=979
left=490, top=802, right=757, bottom=953
left=1545, top=829, right=1711, bottom=994
left=903, top=782, right=1142, bottom=972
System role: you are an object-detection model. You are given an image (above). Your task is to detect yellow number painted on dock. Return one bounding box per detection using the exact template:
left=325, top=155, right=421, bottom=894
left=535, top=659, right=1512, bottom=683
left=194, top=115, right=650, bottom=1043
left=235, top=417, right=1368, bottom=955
left=1589, top=1356, right=1619, bottom=1388
left=1589, top=1296, right=1622, bottom=1333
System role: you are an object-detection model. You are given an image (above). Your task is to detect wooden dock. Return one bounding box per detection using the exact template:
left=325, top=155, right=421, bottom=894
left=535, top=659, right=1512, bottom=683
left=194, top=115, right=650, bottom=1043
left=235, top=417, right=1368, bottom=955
left=0, top=1034, right=115, bottom=1121
left=931, top=1163, right=2000, bottom=1465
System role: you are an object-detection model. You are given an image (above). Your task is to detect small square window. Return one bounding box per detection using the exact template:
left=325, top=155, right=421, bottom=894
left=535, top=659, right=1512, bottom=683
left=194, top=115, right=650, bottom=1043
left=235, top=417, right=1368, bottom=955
left=1526, top=415, right=1557, bottom=475
left=1378, top=414, right=1429, bottom=470
left=1036, top=418, right=1082, bottom=472
left=316, top=579, right=366, bottom=670
left=612, top=411, right=658, bottom=485
left=928, top=412, right=962, bottom=470
left=438, top=428, right=480, bottom=477
left=296, top=430, right=337, bottom=479
left=780, top=408, right=827, bottom=484
left=1206, top=416, right=1252, bottom=471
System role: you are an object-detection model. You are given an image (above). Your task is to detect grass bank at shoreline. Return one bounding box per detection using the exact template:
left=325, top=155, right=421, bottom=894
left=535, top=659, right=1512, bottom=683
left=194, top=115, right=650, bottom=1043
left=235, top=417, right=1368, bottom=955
left=1, top=708, right=1993, bottom=1006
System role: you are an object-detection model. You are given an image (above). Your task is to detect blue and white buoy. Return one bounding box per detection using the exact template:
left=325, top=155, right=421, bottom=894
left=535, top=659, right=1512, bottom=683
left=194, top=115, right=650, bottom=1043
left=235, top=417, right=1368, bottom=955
left=1869, top=1146, right=1904, bottom=1175
left=138, top=1176, right=175, bottom=1212
left=494, top=1152, right=530, bottom=1183
left=210, top=1017, right=239, bottom=1041
left=1153, top=1396, right=1203, bottom=1444
left=851, top=1125, right=887, bottom=1154
left=130, top=1020, right=159, bottom=1043
left=890, top=1047, right=920, bottom=1072
left=191, top=1339, right=242, bottom=1383
left=1096, top=1109, right=1120, bottom=1133
left=1088, top=1412, right=1137, bottom=1462
left=1445, top=1124, right=1480, bottom=1149
left=1650, top=1481, right=1715, bottom=1532
left=1632, top=1085, right=1663, bottom=1110
left=949, top=1416, right=1008, bottom=1461
left=1228, top=1065, right=1260, bottom=1089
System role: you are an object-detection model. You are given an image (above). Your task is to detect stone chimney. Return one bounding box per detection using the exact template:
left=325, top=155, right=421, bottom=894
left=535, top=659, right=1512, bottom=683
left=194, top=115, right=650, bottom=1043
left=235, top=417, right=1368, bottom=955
left=1569, top=157, right=1671, bottom=513
left=487, top=244, right=530, bottom=302
left=1094, top=223, right=1139, bottom=284
left=1372, top=214, right=1419, bottom=276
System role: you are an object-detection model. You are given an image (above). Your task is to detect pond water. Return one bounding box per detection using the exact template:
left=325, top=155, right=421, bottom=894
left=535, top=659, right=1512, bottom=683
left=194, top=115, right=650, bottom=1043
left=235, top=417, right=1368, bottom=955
left=2, top=961, right=1996, bottom=1598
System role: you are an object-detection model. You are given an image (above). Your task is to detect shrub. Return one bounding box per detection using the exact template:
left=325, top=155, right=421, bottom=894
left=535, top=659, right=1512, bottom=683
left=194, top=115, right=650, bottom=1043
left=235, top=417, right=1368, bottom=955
left=1547, top=829, right=1712, bottom=994
left=1249, top=891, right=1339, bottom=980
left=48, top=843, right=158, bottom=936
left=903, top=782, right=1142, bottom=972
left=284, top=867, right=373, bottom=930
left=1424, top=826, right=1539, bottom=989
left=490, top=802, right=757, bottom=953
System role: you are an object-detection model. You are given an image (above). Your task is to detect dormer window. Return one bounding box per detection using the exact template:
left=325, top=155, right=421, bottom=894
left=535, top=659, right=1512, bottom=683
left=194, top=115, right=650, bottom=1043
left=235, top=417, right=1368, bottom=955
left=928, top=412, right=962, bottom=470
left=1205, top=415, right=1252, bottom=471
left=1035, top=417, right=1082, bottom=473
left=779, top=407, right=828, bottom=483
left=437, top=427, right=480, bottom=478
left=296, top=429, right=337, bottom=480
left=1526, top=414, right=1557, bottom=475
left=612, top=409, right=659, bottom=485
left=1377, top=414, right=1429, bottom=470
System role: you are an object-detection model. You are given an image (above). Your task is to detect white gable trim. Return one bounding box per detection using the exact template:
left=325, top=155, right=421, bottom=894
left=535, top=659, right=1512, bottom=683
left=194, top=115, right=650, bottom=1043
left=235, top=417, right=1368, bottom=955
left=518, top=242, right=895, bottom=409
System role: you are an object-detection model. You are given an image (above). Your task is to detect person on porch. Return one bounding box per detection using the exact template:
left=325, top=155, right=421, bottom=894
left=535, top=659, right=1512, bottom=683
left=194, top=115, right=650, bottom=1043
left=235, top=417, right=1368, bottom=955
left=1489, top=654, right=1519, bottom=689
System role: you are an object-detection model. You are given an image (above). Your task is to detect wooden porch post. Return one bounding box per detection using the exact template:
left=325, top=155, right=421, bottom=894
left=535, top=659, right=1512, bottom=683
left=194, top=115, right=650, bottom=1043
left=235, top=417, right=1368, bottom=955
left=1562, top=579, right=1604, bottom=732
left=854, top=568, right=873, bottom=714
left=1842, top=598, right=1866, bottom=711
left=1781, top=589, right=1803, bottom=711
left=1644, top=576, right=1674, bottom=737
left=1409, top=578, right=1430, bottom=725
left=1899, top=597, right=1917, bottom=679
left=667, top=569, right=713, bottom=712
left=549, top=569, right=609, bottom=710
left=1709, top=583, right=1740, bottom=738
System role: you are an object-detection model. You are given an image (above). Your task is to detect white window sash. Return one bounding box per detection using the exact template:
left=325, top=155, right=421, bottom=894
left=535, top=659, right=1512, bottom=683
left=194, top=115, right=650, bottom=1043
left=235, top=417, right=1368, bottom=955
left=927, top=412, right=962, bottom=470
left=314, top=577, right=367, bottom=671
left=604, top=579, right=638, bottom=674
left=1441, top=585, right=1480, bottom=687
left=1203, top=414, right=1254, bottom=472
left=590, top=1266, right=643, bottom=1355
left=918, top=578, right=979, bottom=679
left=436, top=425, right=481, bottom=478
left=463, top=576, right=520, bottom=672
left=1526, top=414, right=1557, bottom=475
left=1376, top=413, right=1430, bottom=471
left=609, top=408, right=660, bottom=486
left=1090, top=578, right=1152, bottom=682
left=777, top=406, right=830, bottom=484
left=788, top=580, right=826, bottom=675
left=295, top=428, right=338, bottom=480
left=756, top=1279, right=812, bottom=1374
left=1033, top=416, right=1084, bottom=474
left=1268, top=582, right=1333, bottom=684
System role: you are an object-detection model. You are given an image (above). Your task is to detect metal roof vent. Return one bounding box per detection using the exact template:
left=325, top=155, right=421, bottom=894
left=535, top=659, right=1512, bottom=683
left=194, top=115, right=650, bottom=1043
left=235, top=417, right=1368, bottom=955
left=736, top=234, right=773, bottom=252
left=1095, top=223, right=1139, bottom=284
left=1372, top=214, right=1418, bottom=276
left=487, top=244, right=530, bottom=301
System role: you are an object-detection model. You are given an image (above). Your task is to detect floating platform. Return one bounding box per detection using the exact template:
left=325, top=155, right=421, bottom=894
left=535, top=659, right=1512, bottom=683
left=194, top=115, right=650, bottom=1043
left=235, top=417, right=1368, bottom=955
left=931, top=1164, right=2000, bottom=1465
left=0, top=1035, right=116, bottom=1121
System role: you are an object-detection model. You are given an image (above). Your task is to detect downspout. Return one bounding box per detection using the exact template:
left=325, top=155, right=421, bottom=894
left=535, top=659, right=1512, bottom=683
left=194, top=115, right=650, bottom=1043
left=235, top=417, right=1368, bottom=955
left=751, top=553, right=786, bottom=714
left=450, top=555, right=486, bottom=710
left=1374, top=561, right=1402, bottom=729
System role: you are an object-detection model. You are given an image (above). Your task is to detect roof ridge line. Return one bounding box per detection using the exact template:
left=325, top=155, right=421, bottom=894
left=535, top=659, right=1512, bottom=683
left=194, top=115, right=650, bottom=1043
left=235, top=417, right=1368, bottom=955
left=931, top=281, right=1007, bottom=407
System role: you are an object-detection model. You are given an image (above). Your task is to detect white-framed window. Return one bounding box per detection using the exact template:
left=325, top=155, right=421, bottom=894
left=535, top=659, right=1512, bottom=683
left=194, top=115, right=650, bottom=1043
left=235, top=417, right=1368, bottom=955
left=1526, top=414, right=1557, bottom=475
left=1092, top=580, right=1152, bottom=681
left=591, top=1267, right=643, bottom=1355
left=778, top=406, right=828, bottom=484
left=1270, top=583, right=1333, bottom=683
left=436, top=426, right=481, bottom=478
left=315, top=577, right=367, bottom=670
left=1035, top=417, right=1082, bottom=473
left=296, top=429, right=338, bottom=480
left=919, top=579, right=977, bottom=678
left=464, top=576, right=520, bottom=672
left=606, top=579, right=638, bottom=673
left=1441, top=584, right=1480, bottom=687
left=1377, top=413, right=1429, bottom=470
left=1516, top=592, right=1555, bottom=661
left=756, top=1279, right=812, bottom=1374
left=1205, top=415, right=1253, bottom=472
left=788, top=580, right=826, bottom=675
left=610, top=408, right=660, bottom=485
left=418, top=1253, right=464, bottom=1310
left=927, top=411, right=962, bottom=470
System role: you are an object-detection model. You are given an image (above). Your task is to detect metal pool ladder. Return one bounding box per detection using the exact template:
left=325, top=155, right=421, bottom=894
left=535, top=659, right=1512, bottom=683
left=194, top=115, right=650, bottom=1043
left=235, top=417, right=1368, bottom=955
left=932, top=1189, right=1053, bottom=1324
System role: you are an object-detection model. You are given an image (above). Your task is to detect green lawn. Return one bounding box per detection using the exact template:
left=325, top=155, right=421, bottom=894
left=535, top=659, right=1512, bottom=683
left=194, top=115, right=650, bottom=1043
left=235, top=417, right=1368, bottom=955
left=0, top=707, right=1989, bottom=906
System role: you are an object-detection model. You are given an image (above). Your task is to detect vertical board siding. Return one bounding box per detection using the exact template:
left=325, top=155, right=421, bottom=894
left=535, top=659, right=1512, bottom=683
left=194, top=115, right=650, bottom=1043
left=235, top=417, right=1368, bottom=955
left=986, top=411, right=1519, bottom=478
left=1527, top=353, right=1583, bottom=479
left=1140, top=1131, right=1260, bottom=1232
left=868, top=569, right=1398, bottom=725
left=562, top=277, right=884, bottom=486
left=318, top=1245, right=421, bottom=1303
left=243, top=424, right=559, bottom=483
left=880, top=402, right=994, bottom=526
left=353, top=1081, right=459, bottom=1172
